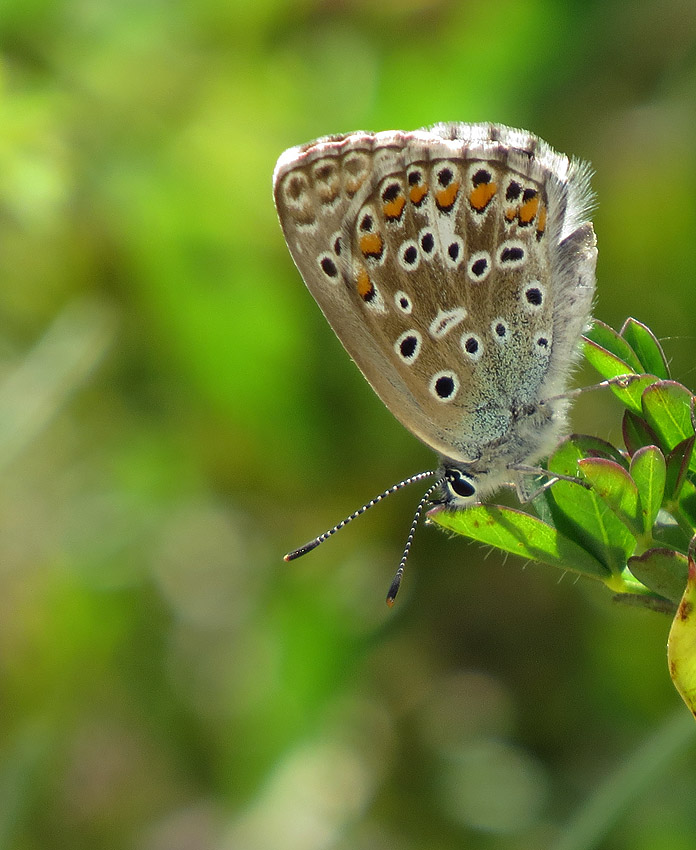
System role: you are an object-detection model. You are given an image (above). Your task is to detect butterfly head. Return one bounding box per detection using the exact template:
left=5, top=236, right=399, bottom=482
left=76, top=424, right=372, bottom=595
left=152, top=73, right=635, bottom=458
left=438, top=460, right=514, bottom=509
left=441, top=466, right=479, bottom=507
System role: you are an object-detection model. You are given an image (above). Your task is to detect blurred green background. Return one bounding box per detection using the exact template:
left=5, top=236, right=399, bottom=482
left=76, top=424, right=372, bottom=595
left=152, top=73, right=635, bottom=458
left=1, top=1, right=696, bottom=848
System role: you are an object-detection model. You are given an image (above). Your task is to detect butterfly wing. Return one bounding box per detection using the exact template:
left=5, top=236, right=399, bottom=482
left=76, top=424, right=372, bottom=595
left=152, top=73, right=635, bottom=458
left=273, top=124, right=595, bottom=464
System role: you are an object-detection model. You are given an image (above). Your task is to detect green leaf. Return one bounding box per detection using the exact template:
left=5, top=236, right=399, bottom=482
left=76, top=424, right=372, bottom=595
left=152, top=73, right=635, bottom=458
left=428, top=504, right=609, bottom=580
left=545, top=437, right=637, bottom=575
left=607, top=374, right=660, bottom=416
left=583, top=323, right=659, bottom=415
left=628, top=548, right=689, bottom=604
left=622, top=409, right=660, bottom=457
left=629, top=446, right=666, bottom=534
left=582, top=338, right=635, bottom=385
left=566, top=433, right=629, bottom=468
left=664, top=436, right=695, bottom=503
left=578, top=457, right=643, bottom=539
left=620, top=318, right=670, bottom=380
left=584, top=320, right=643, bottom=373
left=641, top=381, right=695, bottom=466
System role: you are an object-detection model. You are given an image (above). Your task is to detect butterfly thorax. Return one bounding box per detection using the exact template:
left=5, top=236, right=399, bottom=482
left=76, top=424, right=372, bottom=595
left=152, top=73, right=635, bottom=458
left=437, top=393, right=572, bottom=506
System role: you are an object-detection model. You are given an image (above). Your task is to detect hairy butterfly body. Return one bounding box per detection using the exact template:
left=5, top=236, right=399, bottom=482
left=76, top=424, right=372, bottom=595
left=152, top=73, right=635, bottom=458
left=274, top=123, right=596, bottom=598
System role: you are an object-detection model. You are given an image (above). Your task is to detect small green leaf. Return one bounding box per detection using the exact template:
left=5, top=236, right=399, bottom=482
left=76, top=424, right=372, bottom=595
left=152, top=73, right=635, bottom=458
left=566, top=433, right=629, bottom=468
left=578, top=457, right=643, bottom=539
left=665, top=436, right=695, bottom=503
left=641, top=381, right=695, bottom=464
left=584, top=320, right=643, bottom=373
left=629, top=548, right=689, bottom=604
left=620, top=318, right=670, bottom=380
left=667, top=549, right=696, bottom=716
left=622, top=409, right=660, bottom=457
left=629, top=446, right=666, bottom=534
left=607, top=374, right=659, bottom=416
left=545, top=437, right=637, bottom=575
left=428, top=504, right=609, bottom=580
left=582, top=338, right=635, bottom=385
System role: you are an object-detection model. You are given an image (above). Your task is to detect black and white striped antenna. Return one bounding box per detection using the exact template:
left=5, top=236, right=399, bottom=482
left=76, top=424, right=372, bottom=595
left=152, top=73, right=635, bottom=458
left=284, top=470, right=443, bottom=605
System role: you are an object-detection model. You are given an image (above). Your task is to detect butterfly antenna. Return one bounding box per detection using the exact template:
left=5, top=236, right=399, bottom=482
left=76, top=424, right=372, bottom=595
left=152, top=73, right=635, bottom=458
left=284, top=470, right=437, bottom=561
left=386, top=479, right=444, bottom=607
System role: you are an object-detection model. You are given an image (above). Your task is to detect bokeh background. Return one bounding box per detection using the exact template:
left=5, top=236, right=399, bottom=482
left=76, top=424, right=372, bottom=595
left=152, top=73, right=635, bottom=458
left=1, top=1, right=696, bottom=848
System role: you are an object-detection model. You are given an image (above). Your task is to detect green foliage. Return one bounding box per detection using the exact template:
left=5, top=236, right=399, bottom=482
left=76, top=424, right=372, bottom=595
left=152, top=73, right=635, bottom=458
left=431, top=318, right=696, bottom=607
left=430, top=318, right=696, bottom=714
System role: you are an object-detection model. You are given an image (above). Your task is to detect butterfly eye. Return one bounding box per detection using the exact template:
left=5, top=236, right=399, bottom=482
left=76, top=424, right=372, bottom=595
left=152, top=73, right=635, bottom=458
left=445, top=469, right=477, bottom=500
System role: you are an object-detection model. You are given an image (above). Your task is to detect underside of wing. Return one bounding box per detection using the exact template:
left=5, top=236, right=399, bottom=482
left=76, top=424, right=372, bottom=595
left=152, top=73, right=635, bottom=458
left=274, top=125, right=595, bottom=463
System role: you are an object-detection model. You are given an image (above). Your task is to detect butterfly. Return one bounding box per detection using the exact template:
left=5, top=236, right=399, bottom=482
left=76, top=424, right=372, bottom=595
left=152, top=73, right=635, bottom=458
left=273, top=123, right=596, bottom=602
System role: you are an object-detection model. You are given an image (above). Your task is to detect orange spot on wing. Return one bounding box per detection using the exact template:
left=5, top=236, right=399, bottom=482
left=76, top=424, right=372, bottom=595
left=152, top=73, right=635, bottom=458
left=504, top=206, right=518, bottom=221
left=359, top=232, right=383, bottom=258
left=536, top=205, right=547, bottom=236
left=383, top=195, right=406, bottom=220
left=519, top=195, right=540, bottom=224
left=435, top=180, right=459, bottom=210
left=468, top=181, right=497, bottom=212
left=356, top=267, right=374, bottom=300
left=409, top=184, right=428, bottom=205
left=435, top=181, right=460, bottom=210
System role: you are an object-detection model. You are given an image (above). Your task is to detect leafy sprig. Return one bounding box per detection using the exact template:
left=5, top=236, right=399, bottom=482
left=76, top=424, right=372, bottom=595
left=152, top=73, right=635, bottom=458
left=428, top=318, right=696, bottom=715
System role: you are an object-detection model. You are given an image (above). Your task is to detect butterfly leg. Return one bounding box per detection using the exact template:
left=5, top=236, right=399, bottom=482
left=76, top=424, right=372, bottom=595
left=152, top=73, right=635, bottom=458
left=543, top=373, right=641, bottom=405
left=510, top=464, right=591, bottom=504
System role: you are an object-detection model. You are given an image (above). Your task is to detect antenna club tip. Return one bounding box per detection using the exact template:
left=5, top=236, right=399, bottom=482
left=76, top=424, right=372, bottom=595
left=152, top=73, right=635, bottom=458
left=284, top=539, right=321, bottom=561
left=386, top=578, right=402, bottom=606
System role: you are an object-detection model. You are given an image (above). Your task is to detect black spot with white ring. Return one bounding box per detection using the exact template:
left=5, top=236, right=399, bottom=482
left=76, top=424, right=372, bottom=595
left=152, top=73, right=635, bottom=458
left=501, top=246, right=524, bottom=262
left=429, top=370, right=459, bottom=402
left=395, top=291, right=412, bottom=314
left=535, top=331, right=552, bottom=354
left=318, top=253, right=339, bottom=279
left=523, top=282, right=545, bottom=311
left=461, top=332, right=483, bottom=362
left=420, top=231, right=435, bottom=255
left=498, top=244, right=525, bottom=268
left=492, top=319, right=509, bottom=342
left=395, top=329, right=422, bottom=364
left=467, top=250, right=491, bottom=282
left=398, top=240, right=420, bottom=271
left=497, top=241, right=526, bottom=267
left=445, top=236, right=464, bottom=268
